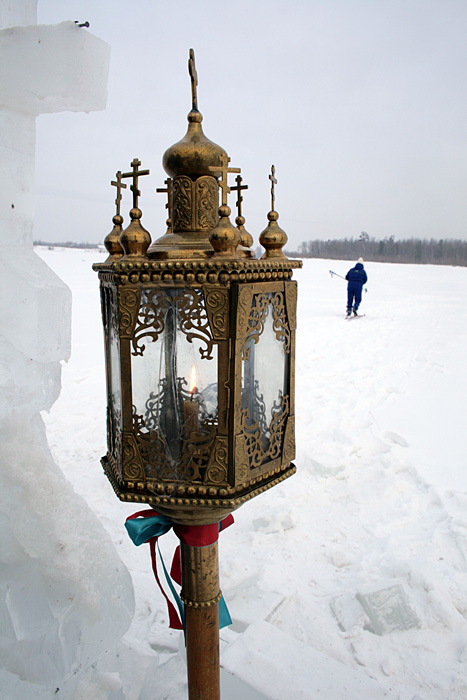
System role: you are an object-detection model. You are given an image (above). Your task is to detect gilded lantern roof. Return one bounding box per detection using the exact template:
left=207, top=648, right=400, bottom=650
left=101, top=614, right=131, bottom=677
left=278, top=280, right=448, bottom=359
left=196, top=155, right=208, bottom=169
left=162, top=50, right=227, bottom=178
left=162, top=109, right=227, bottom=178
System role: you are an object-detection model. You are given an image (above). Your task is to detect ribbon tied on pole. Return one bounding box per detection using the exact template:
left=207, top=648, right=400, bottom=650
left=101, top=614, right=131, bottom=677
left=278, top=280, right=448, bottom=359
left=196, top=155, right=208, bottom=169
left=125, top=509, right=234, bottom=631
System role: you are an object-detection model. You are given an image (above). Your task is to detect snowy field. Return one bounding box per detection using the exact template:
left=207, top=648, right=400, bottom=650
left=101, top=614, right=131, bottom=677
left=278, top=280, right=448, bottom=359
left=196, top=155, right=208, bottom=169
left=37, top=247, right=467, bottom=700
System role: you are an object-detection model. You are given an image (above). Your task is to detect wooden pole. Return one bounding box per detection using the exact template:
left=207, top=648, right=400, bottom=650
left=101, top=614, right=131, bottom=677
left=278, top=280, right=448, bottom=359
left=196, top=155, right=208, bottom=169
left=181, top=540, right=221, bottom=700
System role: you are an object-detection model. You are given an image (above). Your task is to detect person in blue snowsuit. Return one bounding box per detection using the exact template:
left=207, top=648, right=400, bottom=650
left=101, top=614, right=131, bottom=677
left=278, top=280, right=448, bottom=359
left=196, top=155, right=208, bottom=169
left=345, top=259, right=367, bottom=316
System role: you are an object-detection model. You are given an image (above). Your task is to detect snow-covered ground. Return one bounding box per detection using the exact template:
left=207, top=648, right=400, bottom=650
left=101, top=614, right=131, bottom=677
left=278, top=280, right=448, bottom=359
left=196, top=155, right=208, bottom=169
left=37, top=247, right=467, bottom=700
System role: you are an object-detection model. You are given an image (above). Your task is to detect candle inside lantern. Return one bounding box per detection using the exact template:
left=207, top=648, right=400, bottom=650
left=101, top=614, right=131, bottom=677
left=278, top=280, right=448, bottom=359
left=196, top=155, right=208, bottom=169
left=184, top=364, right=199, bottom=437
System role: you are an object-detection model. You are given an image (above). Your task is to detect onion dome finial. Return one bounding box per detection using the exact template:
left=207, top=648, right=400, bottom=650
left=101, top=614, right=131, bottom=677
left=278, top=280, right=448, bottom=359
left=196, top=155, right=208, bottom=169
left=259, top=165, right=288, bottom=259
left=104, top=171, right=125, bottom=261
left=119, top=158, right=152, bottom=259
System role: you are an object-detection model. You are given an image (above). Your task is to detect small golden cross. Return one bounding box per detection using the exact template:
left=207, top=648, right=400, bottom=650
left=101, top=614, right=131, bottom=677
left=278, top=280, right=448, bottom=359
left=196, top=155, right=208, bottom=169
left=156, top=177, right=172, bottom=219
left=121, top=158, right=150, bottom=209
left=269, top=165, right=278, bottom=210
left=208, top=154, right=241, bottom=206
left=230, top=174, right=248, bottom=218
left=188, top=48, right=198, bottom=111
left=111, top=171, right=127, bottom=216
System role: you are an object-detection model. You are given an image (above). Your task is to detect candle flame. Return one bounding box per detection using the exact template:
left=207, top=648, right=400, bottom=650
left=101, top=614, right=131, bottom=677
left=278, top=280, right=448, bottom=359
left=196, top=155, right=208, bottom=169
left=189, top=365, right=197, bottom=394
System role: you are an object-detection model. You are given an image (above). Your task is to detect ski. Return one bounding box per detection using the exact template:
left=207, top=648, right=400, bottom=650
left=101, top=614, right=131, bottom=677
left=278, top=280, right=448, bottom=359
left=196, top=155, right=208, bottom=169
left=345, top=313, right=365, bottom=320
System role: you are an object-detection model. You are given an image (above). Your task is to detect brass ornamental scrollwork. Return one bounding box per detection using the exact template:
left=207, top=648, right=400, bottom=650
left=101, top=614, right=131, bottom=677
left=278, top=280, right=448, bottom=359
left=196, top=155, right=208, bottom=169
left=205, top=436, right=229, bottom=484
left=131, top=290, right=170, bottom=356
left=134, top=404, right=218, bottom=483
left=180, top=422, right=217, bottom=482
left=172, top=175, right=219, bottom=233
left=234, top=435, right=249, bottom=482
left=271, top=292, right=291, bottom=352
left=172, top=176, right=193, bottom=231
left=285, top=281, right=298, bottom=330
left=241, top=394, right=289, bottom=470
left=242, top=293, right=270, bottom=360
left=196, top=177, right=218, bottom=230
left=236, top=285, right=254, bottom=339
left=240, top=409, right=263, bottom=469
left=283, top=415, right=295, bottom=462
left=133, top=404, right=174, bottom=480
left=122, top=432, right=145, bottom=480
left=175, top=289, right=214, bottom=360
left=267, top=393, right=289, bottom=461
left=204, top=287, right=229, bottom=339
left=242, top=290, right=290, bottom=360
left=131, top=288, right=215, bottom=360
left=118, top=287, right=141, bottom=338
left=176, top=290, right=215, bottom=359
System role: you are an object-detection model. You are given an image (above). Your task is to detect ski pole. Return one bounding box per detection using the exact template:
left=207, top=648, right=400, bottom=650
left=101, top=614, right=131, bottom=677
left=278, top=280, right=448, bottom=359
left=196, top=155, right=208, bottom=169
left=329, top=269, right=346, bottom=280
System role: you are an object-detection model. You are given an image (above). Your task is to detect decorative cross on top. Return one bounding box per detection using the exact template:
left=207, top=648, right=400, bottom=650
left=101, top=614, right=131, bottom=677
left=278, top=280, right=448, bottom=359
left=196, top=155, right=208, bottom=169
left=208, top=154, right=241, bottom=206
left=269, top=164, right=277, bottom=211
left=121, top=158, right=150, bottom=210
left=111, top=171, right=127, bottom=216
left=156, top=177, right=172, bottom=220
left=188, top=48, right=198, bottom=111
left=230, top=174, right=248, bottom=218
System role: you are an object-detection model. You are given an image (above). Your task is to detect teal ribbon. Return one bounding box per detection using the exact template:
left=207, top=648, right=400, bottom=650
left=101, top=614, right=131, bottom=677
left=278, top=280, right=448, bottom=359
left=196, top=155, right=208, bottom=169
left=125, top=513, right=173, bottom=545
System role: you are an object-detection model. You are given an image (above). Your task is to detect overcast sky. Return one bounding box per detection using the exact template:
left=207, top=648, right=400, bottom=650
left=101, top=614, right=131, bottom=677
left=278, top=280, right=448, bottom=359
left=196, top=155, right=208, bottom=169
left=34, top=0, right=467, bottom=248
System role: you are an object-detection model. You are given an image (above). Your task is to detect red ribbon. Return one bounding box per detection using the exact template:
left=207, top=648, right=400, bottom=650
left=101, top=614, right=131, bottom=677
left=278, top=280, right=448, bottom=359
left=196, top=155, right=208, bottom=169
left=169, top=514, right=234, bottom=586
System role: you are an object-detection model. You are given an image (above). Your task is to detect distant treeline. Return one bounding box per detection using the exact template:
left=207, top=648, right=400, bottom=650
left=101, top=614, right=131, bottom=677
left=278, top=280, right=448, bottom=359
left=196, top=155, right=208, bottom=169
left=287, top=236, right=467, bottom=266
left=34, top=240, right=100, bottom=249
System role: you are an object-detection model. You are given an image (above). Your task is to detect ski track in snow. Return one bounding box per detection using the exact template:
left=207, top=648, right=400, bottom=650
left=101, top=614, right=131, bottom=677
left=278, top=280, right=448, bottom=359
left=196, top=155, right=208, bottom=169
left=38, top=248, right=467, bottom=700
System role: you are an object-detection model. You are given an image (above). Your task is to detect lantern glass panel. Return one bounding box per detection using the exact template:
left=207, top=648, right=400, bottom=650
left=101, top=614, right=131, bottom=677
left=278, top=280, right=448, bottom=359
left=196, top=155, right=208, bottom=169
left=131, top=288, right=218, bottom=476
left=103, top=286, right=122, bottom=443
left=241, top=291, right=289, bottom=456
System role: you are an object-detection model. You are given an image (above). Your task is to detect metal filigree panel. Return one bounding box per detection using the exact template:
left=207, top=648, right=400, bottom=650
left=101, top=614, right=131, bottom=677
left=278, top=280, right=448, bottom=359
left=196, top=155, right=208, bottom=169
left=132, top=288, right=215, bottom=360
left=242, top=290, right=290, bottom=360
left=241, top=394, right=289, bottom=469
left=238, top=284, right=293, bottom=475
left=134, top=405, right=217, bottom=483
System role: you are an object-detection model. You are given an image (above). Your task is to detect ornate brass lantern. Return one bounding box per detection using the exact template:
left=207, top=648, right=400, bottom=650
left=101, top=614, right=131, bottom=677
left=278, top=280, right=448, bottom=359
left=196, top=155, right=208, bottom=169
left=93, top=52, right=301, bottom=529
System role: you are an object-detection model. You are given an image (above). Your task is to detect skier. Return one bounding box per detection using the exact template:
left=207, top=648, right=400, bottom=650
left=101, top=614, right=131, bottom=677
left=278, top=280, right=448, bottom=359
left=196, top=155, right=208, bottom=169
left=345, top=258, right=367, bottom=317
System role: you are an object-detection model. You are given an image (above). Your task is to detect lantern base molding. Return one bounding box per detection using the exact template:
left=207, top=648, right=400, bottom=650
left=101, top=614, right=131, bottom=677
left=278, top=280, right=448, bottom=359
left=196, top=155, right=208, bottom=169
left=101, top=454, right=296, bottom=525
